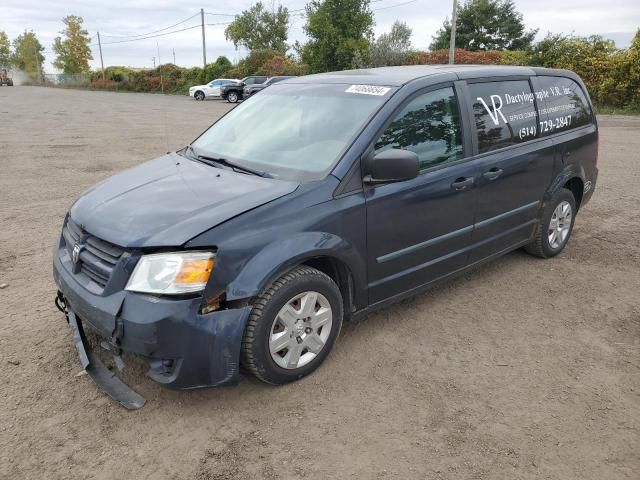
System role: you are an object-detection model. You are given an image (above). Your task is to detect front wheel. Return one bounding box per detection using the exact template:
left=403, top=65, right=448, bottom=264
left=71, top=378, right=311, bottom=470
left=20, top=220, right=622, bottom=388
left=194, top=90, right=205, bottom=101
left=241, top=266, right=343, bottom=385
left=227, top=91, right=239, bottom=103
left=526, top=189, right=576, bottom=258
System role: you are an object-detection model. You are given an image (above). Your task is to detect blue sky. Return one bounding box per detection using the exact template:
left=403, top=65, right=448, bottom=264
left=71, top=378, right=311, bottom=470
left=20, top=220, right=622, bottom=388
left=2, top=0, right=639, bottom=72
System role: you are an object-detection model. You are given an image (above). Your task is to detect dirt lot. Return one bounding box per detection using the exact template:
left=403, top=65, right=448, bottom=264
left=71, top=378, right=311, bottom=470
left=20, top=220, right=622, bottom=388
left=0, top=86, right=638, bottom=479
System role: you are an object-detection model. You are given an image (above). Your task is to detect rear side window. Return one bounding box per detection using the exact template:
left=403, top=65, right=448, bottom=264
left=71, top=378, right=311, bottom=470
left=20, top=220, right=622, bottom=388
left=535, top=76, right=593, bottom=135
left=469, top=80, right=538, bottom=154
left=374, top=87, right=463, bottom=171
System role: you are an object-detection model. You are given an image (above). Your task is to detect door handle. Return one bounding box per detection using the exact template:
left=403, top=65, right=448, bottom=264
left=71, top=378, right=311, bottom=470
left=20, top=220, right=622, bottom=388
left=451, top=177, right=474, bottom=191
left=482, top=168, right=504, bottom=181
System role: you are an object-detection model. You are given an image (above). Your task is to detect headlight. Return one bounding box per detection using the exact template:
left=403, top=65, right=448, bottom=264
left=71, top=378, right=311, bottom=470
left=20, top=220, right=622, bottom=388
left=126, top=251, right=215, bottom=295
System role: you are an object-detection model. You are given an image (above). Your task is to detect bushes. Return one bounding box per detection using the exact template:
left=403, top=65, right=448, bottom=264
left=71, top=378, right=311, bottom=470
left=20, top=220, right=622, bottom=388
left=260, top=55, right=308, bottom=76
left=511, top=32, right=640, bottom=111
left=80, top=31, right=639, bottom=111
left=408, top=49, right=503, bottom=65
left=408, top=32, right=640, bottom=111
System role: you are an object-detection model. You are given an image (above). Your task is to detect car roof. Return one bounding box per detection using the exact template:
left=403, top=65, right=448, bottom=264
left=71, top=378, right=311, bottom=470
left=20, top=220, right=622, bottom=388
left=283, top=65, right=575, bottom=87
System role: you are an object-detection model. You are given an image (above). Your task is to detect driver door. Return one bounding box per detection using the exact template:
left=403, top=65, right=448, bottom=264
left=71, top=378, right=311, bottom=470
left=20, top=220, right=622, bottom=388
left=364, top=85, right=478, bottom=304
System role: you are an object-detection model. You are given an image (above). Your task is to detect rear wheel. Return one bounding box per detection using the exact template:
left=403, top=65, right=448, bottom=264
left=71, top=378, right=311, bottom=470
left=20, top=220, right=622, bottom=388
left=227, top=91, right=239, bottom=103
left=194, top=90, right=205, bottom=101
left=526, top=189, right=576, bottom=258
left=241, top=266, right=343, bottom=385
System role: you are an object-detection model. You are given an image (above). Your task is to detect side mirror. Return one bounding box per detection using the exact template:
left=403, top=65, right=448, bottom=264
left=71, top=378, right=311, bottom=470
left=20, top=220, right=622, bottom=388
left=364, top=149, right=420, bottom=184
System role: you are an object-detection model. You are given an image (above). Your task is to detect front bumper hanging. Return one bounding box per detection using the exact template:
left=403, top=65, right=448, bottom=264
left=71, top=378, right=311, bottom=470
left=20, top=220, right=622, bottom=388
left=57, top=294, right=145, bottom=410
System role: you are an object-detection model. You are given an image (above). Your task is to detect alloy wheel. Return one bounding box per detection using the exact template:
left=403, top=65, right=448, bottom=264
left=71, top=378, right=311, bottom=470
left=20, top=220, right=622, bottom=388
left=548, top=200, right=572, bottom=249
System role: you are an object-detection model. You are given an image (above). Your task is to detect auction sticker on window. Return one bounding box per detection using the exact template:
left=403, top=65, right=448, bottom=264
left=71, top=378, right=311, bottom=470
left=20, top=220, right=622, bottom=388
left=345, top=85, right=391, bottom=96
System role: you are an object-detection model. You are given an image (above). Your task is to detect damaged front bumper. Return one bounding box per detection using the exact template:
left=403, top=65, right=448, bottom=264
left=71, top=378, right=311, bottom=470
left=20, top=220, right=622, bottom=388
left=62, top=304, right=146, bottom=410
left=53, top=248, right=252, bottom=408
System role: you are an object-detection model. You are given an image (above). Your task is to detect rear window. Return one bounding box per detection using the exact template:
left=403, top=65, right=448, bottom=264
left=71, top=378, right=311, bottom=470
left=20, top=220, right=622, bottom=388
left=535, top=76, right=593, bottom=136
left=469, top=80, right=538, bottom=154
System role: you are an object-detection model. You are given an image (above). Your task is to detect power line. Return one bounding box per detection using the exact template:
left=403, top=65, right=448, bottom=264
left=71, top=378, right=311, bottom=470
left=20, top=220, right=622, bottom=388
left=99, top=13, right=200, bottom=39
left=88, top=2, right=414, bottom=51
left=203, top=11, right=238, bottom=17
left=96, top=25, right=202, bottom=45
left=289, top=0, right=413, bottom=18
left=372, top=0, right=417, bottom=10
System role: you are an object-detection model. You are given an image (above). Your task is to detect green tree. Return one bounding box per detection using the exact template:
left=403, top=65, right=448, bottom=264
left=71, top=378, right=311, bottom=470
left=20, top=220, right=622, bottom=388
left=203, top=55, right=233, bottom=81
left=52, top=15, right=93, bottom=74
left=302, top=0, right=374, bottom=73
left=0, top=31, right=11, bottom=66
left=225, top=2, right=289, bottom=55
left=528, top=33, right=621, bottom=107
left=430, top=0, right=537, bottom=51
left=366, top=21, right=413, bottom=67
left=11, top=31, right=44, bottom=80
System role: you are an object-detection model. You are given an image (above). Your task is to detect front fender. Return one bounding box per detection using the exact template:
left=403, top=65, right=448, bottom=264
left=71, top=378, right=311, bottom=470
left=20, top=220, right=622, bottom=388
left=225, top=232, right=366, bottom=302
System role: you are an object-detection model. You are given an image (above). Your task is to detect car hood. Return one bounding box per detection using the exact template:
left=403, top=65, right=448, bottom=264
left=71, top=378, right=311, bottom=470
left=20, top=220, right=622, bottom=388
left=70, top=153, right=298, bottom=248
left=190, top=84, right=207, bottom=90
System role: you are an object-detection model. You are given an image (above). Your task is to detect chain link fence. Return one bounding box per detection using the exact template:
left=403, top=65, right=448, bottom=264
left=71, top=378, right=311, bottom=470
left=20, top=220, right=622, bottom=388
left=43, top=73, right=91, bottom=87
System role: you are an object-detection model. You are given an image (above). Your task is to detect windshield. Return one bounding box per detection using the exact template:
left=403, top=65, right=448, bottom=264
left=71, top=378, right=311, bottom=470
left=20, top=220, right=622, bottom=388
left=191, top=83, right=394, bottom=181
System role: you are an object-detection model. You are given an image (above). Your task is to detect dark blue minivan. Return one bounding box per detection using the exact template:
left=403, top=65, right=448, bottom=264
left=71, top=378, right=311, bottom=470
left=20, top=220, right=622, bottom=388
left=53, top=65, right=598, bottom=408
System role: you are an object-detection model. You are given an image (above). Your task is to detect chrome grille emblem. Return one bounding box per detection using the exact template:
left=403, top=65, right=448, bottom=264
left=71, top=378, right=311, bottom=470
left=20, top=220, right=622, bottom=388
left=72, top=243, right=84, bottom=264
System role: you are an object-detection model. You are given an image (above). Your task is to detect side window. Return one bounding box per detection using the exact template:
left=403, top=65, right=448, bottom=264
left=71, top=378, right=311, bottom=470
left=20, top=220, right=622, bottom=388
left=469, top=80, right=538, bottom=154
left=374, top=87, right=464, bottom=171
left=212, top=80, right=221, bottom=86
left=535, top=76, right=593, bottom=135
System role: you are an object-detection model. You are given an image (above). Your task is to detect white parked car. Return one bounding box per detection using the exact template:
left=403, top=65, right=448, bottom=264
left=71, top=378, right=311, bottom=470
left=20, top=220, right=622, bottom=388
left=189, top=79, right=239, bottom=100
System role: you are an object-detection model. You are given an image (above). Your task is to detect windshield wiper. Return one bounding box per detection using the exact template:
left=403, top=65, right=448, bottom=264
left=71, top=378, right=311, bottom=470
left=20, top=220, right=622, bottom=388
left=182, top=145, right=271, bottom=178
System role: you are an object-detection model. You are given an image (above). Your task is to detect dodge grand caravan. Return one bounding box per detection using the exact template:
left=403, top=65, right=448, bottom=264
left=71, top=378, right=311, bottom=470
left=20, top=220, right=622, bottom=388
left=53, top=65, right=598, bottom=408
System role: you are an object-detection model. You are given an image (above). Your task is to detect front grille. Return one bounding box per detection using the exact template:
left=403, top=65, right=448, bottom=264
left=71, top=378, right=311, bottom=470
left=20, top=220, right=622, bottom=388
left=62, top=218, right=124, bottom=289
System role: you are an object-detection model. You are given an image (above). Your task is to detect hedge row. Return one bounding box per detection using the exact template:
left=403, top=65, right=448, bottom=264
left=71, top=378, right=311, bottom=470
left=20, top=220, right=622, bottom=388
left=82, top=33, right=639, bottom=111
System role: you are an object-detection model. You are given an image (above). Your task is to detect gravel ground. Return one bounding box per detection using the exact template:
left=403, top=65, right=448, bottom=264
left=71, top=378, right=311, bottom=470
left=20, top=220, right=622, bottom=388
left=0, top=86, right=638, bottom=480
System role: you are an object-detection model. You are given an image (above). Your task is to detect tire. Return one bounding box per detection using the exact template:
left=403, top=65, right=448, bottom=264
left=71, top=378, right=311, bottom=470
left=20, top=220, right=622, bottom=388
left=194, top=90, right=205, bottom=101
left=525, top=188, right=576, bottom=258
left=242, top=266, right=343, bottom=385
left=227, top=91, right=239, bottom=103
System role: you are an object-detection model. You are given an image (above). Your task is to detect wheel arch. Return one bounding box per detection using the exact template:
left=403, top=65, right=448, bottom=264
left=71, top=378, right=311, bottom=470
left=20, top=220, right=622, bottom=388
left=224, top=233, right=366, bottom=318
left=563, top=177, right=584, bottom=210
left=545, top=163, right=587, bottom=212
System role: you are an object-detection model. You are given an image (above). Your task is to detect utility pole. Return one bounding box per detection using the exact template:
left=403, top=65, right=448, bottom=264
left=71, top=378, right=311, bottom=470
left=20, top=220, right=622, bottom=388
left=152, top=57, right=155, bottom=68
left=200, top=8, right=207, bottom=70
left=97, top=32, right=105, bottom=80
left=172, top=48, right=176, bottom=65
left=448, top=0, right=458, bottom=65
left=157, top=42, right=164, bottom=93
